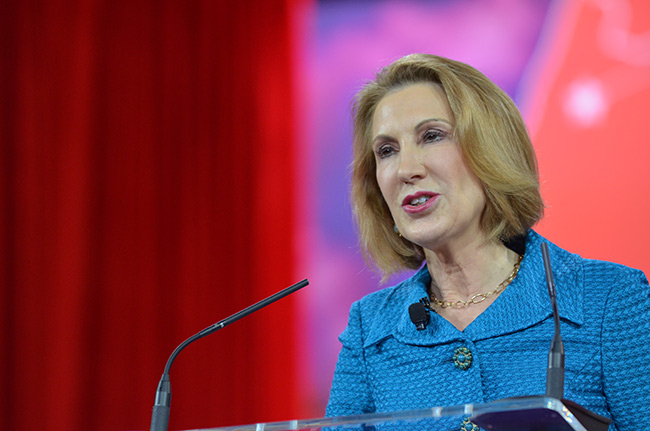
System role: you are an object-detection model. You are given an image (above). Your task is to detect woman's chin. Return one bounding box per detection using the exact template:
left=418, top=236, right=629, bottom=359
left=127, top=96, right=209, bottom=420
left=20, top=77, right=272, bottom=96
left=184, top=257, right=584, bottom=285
left=402, top=229, right=446, bottom=250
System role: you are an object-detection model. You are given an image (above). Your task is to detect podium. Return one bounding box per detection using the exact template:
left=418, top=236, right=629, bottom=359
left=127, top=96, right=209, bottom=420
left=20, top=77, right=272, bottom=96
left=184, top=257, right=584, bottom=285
left=189, top=396, right=609, bottom=431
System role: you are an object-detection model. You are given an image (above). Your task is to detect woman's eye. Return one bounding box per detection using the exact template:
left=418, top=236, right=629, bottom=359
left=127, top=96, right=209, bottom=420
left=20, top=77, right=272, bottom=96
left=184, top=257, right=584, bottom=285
left=376, top=145, right=396, bottom=159
left=422, top=129, right=446, bottom=143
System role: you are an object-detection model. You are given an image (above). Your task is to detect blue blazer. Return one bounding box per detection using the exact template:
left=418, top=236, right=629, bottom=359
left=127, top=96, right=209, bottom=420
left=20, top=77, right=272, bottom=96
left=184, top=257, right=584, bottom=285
left=326, top=230, right=649, bottom=430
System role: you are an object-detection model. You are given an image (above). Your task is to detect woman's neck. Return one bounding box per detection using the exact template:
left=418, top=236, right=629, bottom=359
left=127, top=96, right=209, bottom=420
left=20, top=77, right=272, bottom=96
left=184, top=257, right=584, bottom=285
left=423, top=238, right=521, bottom=330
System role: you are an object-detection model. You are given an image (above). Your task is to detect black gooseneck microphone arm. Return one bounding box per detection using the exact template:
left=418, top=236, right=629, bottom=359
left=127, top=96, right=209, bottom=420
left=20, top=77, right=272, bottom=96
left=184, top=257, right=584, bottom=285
left=540, top=242, right=565, bottom=400
left=539, top=243, right=612, bottom=430
left=150, top=278, right=309, bottom=431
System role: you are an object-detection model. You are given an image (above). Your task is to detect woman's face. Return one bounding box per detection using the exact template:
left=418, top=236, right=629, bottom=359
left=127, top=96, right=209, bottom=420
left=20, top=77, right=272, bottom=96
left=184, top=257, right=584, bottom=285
left=372, top=82, right=486, bottom=253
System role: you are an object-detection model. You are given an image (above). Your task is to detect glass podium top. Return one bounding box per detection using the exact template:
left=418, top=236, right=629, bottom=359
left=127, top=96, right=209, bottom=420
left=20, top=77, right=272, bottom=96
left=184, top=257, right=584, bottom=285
left=189, top=396, right=588, bottom=431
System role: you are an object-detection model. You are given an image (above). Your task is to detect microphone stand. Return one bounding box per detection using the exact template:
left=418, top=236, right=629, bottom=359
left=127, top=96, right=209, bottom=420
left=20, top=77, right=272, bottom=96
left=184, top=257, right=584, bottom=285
left=541, top=243, right=609, bottom=431
left=541, top=242, right=565, bottom=400
left=473, top=244, right=611, bottom=431
left=150, top=279, right=309, bottom=431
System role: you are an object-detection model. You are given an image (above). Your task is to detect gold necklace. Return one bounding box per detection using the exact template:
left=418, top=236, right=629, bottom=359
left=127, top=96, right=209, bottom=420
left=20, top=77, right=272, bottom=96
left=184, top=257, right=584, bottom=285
left=429, top=254, right=523, bottom=309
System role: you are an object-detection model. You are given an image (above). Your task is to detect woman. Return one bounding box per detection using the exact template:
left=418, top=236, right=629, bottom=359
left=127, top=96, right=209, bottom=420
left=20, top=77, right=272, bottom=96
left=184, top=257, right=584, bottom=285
left=325, top=54, right=649, bottom=430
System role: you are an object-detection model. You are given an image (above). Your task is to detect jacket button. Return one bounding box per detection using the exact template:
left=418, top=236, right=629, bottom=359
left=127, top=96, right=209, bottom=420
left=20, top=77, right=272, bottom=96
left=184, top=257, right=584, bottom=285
left=453, top=346, right=473, bottom=370
left=461, top=417, right=479, bottom=430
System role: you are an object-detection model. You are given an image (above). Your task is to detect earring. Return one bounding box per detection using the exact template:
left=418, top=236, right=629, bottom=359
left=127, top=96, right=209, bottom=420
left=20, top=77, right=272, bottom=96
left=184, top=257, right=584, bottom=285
left=393, top=225, right=403, bottom=238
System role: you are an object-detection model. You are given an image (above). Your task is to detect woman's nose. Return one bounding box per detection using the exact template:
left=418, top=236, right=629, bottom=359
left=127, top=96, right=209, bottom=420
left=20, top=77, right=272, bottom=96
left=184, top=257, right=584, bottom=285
left=397, top=147, right=426, bottom=183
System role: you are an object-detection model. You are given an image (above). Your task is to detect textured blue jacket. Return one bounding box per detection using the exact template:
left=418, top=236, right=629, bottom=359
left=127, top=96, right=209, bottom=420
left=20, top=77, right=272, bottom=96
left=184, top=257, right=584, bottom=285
left=326, top=231, right=650, bottom=430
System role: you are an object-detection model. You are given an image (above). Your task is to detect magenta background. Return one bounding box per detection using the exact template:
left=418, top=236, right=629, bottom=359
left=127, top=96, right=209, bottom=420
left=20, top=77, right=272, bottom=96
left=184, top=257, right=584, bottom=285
left=294, top=0, right=554, bottom=414
left=292, top=0, right=650, bottom=418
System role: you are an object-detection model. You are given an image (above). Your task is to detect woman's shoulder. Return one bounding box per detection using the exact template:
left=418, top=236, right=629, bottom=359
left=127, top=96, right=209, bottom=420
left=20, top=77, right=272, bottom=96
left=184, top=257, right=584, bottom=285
left=579, top=256, right=646, bottom=280
left=354, top=266, right=431, bottom=314
left=526, top=230, right=648, bottom=293
left=340, top=266, right=430, bottom=347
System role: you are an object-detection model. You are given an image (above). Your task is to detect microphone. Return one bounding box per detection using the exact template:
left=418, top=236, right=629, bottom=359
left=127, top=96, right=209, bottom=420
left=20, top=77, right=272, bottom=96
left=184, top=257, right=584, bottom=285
left=409, top=298, right=431, bottom=330
left=150, top=278, right=309, bottom=431
left=540, top=242, right=564, bottom=400
left=539, top=243, right=612, bottom=430
left=474, top=245, right=610, bottom=430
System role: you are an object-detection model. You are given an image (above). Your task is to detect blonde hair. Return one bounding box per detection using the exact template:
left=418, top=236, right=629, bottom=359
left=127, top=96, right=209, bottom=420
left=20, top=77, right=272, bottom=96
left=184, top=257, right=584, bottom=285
left=351, top=54, right=543, bottom=278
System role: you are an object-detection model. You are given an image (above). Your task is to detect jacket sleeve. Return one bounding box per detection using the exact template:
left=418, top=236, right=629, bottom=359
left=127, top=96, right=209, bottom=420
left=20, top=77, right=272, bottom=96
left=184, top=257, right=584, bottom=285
left=601, top=268, right=650, bottom=430
left=326, top=300, right=376, bottom=417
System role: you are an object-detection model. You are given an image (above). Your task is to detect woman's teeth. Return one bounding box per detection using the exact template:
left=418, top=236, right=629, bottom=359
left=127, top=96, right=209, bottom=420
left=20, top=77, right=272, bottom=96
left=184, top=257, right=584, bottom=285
left=410, top=196, right=430, bottom=206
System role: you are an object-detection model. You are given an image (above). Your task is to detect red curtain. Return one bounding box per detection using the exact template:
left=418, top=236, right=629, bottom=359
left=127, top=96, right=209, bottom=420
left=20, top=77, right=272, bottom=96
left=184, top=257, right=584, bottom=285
left=0, top=1, right=306, bottom=430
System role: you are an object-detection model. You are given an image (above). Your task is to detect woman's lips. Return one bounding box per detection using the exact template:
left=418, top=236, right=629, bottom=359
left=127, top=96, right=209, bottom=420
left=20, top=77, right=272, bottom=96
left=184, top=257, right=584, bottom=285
left=401, top=192, right=439, bottom=214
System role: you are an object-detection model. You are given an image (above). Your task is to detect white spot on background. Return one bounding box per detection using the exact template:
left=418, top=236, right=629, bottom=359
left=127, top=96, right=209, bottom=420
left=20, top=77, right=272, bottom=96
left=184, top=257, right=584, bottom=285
left=563, top=78, right=609, bottom=127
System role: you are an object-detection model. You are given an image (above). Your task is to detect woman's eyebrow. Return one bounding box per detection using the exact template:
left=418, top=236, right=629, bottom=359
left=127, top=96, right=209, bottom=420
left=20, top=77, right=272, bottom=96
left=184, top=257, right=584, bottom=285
left=415, top=117, right=453, bottom=130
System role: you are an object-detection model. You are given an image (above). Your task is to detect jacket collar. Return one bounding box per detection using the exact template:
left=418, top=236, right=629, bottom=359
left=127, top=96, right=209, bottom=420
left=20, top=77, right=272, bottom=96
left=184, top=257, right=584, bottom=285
left=363, top=230, right=584, bottom=348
